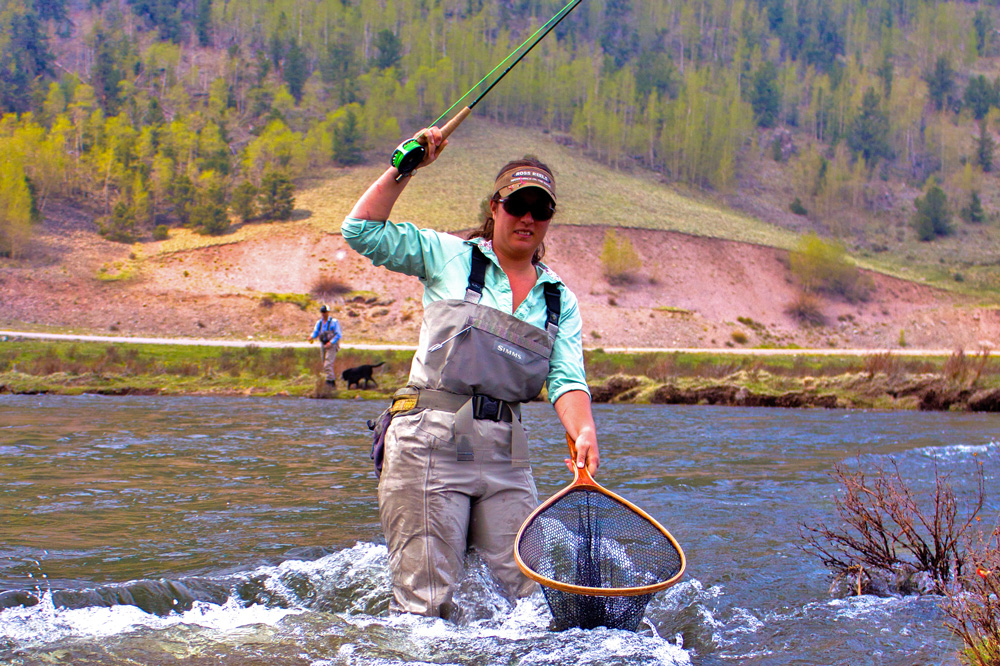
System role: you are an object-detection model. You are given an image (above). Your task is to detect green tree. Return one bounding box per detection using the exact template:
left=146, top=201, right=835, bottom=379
left=230, top=181, right=258, bottom=222
left=332, top=108, right=364, bottom=166
left=371, top=30, right=401, bottom=70
left=0, top=160, right=35, bottom=257
left=847, top=87, right=891, bottom=165
left=963, top=75, right=996, bottom=120
left=98, top=201, right=137, bottom=242
left=925, top=55, right=955, bottom=112
left=191, top=184, right=229, bottom=235
left=750, top=61, right=781, bottom=128
left=976, top=121, right=995, bottom=173
left=169, top=173, right=195, bottom=225
left=283, top=41, right=308, bottom=103
left=0, top=2, right=53, bottom=113
left=974, top=9, right=994, bottom=57
left=258, top=171, right=295, bottom=221
left=913, top=184, right=951, bottom=241
left=960, top=190, right=985, bottom=224
left=195, top=0, right=212, bottom=47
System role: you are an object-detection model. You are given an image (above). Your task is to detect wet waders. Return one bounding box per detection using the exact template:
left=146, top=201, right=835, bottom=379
left=379, top=246, right=561, bottom=617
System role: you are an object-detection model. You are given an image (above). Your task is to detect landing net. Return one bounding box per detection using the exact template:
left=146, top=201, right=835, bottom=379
left=516, top=487, right=684, bottom=631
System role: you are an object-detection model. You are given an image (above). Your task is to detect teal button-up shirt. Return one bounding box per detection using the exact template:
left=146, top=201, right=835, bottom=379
left=342, top=217, right=590, bottom=404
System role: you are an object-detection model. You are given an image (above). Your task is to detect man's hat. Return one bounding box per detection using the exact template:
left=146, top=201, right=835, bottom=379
left=319, top=304, right=329, bottom=313
left=492, top=165, right=556, bottom=204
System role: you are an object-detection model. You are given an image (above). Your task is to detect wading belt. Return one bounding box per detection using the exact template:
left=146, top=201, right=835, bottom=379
left=390, top=387, right=529, bottom=466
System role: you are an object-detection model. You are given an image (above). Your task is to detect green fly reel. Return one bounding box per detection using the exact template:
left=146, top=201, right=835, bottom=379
left=390, top=138, right=426, bottom=179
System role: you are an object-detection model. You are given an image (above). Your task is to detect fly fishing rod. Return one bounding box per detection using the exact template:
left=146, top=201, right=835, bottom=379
left=390, top=0, right=584, bottom=180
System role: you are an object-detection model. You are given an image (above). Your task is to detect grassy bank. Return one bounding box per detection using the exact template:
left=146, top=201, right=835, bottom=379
left=1, top=340, right=998, bottom=411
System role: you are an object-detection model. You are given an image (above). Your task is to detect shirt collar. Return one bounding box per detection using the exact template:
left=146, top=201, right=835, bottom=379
left=464, top=237, right=563, bottom=286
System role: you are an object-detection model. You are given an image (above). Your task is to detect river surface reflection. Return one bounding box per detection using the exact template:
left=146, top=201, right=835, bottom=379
left=1, top=394, right=997, bottom=665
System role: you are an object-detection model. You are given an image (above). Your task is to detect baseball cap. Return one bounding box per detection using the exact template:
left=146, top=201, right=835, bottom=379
left=319, top=304, right=329, bottom=313
left=492, top=165, right=556, bottom=205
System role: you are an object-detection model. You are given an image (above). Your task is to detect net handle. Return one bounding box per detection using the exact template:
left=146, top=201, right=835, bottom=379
left=567, top=433, right=601, bottom=489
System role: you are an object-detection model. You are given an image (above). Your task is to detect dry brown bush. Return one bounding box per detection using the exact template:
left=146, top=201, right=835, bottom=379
left=801, top=456, right=984, bottom=596
left=942, top=522, right=1000, bottom=666
left=785, top=291, right=826, bottom=327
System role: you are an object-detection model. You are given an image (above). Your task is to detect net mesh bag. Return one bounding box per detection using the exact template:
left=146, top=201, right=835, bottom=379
left=516, top=486, right=684, bottom=631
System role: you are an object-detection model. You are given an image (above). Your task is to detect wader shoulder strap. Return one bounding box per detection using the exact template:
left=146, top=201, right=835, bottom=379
left=543, top=282, right=561, bottom=337
left=465, top=245, right=489, bottom=304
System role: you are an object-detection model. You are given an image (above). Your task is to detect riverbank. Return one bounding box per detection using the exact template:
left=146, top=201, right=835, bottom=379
left=2, top=338, right=998, bottom=412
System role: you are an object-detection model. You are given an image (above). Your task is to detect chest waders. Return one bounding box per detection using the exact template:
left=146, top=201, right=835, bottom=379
left=377, top=245, right=562, bottom=617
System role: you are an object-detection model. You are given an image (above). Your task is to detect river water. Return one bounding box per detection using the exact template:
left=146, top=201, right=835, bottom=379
left=1, top=394, right=997, bottom=665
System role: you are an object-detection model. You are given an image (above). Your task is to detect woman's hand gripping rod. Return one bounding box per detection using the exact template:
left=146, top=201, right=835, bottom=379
left=390, top=0, right=584, bottom=180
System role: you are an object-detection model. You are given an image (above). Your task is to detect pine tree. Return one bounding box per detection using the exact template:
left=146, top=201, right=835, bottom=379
left=258, top=171, right=295, bottom=221
left=230, top=181, right=258, bottom=222
left=925, top=55, right=955, bottom=112
left=283, top=41, right=308, bottom=103
left=960, top=190, right=985, bottom=224
left=332, top=108, right=364, bottom=166
left=371, top=30, right=401, bottom=70
left=912, top=185, right=951, bottom=240
left=750, top=61, right=781, bottom=128
left=847, top=87, right=891, bottom=165
left=976, top=121, right=995, bottom=173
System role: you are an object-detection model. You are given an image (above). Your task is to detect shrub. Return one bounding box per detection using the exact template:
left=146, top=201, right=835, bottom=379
left=98, top=202, right=137, bottom=243
left=789, top=233, right=870, bottom=302
left=600, top=229, right=642, bottom=284
left=800, top=457, right=985, bottom=596
left=960, top=190, right=986, bottom=225
left=152, top=224, right=170, bottom=241
left=790, top=197, right=808, bottom=215
left=311, top=275, right=352, bottom=299
left=941, top=525, right=1000, bottom=666
left=731, top=330, right=748, bottom=344
left=785, top=291, right=826, bottom=326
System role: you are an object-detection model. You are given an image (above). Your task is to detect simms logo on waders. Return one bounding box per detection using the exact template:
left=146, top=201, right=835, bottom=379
left=495, top=343, right=526, bottom=363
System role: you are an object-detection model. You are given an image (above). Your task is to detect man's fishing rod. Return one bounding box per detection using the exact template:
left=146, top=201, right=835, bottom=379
left=390, top=0, right=584, bottom=180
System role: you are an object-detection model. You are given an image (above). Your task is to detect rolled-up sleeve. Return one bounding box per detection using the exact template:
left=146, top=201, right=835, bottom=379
left=342, top=217, right=446, bottom=280
left=546, top=290, right=590, bottom=404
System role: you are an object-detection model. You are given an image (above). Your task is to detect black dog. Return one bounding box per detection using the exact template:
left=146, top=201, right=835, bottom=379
left=342, top=362, right=385, bottom=389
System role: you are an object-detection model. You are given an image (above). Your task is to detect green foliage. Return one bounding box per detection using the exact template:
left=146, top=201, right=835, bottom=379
left=960, top=191, right=986, bottom=225
left=789, top=233, right=868, bottom=302
left=98, top=201, right=137, bottom=243
left=847, top=88, right=891, bottom=166
left=913, top=184, right=951, bottom=241
left=152, top=224, right=169, bottom=240
left=191, top=184, right=229, bottom=235
left=230, top=181, right=258, bottom=222
left=332, top=108, right=365, bottom=166
left=283, top=41, right=307, bottom=103
left=925, top=55, right=955, bottom=112
left=790, top=197, right=808, bottom=216
left=750, top=61, right=781, bottom=128
left=371, top=30, right=401, bottom=70
left=0, top=158, right=36, bottom=257
left=258, top=171, right=295, bottom=221
left=963, top=75, right=998, bottom=120
left=599, top=228, right=641, bottom=283
left=0, top=1, right=53, bottom=114
left=976, top=122, right=995, bottom=173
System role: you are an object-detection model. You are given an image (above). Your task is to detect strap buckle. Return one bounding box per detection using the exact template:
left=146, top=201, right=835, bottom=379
left=472, top=394, right=503, bottom=421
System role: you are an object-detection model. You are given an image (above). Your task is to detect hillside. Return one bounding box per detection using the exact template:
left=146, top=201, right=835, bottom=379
left=2, top=118, right=996, bottom=353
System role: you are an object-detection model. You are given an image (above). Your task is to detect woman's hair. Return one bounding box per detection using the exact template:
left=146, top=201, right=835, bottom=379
left=468, top=157, right=554, bottom=264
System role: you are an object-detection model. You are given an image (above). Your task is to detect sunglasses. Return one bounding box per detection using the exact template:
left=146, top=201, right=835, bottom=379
left=500, top=194, right=555, bottom=222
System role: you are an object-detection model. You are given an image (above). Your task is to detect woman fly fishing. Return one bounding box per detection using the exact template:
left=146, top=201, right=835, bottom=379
left=343, top=126, right=600, bottom=618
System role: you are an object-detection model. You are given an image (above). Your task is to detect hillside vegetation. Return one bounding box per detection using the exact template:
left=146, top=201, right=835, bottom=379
left=2, top=0, right=1000, bottom=297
